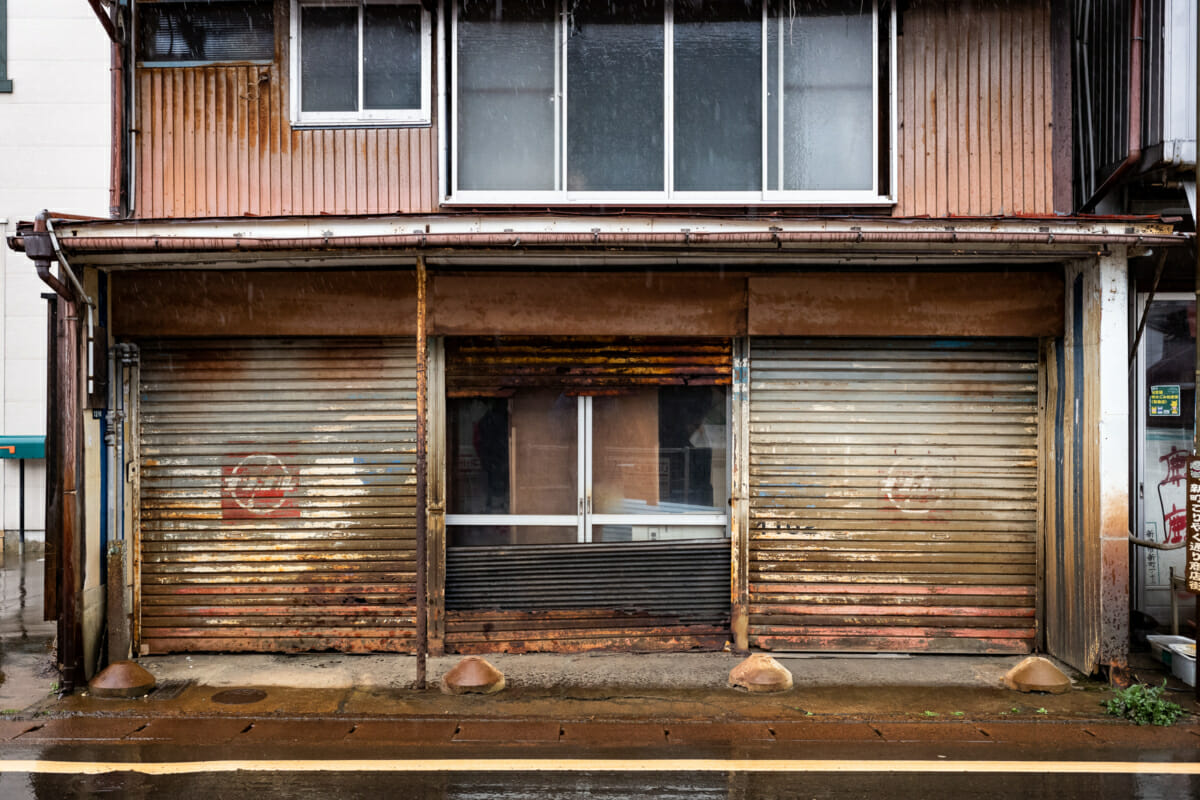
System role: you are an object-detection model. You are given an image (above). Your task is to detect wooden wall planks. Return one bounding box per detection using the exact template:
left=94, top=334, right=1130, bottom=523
left=896, top=0, right=1054, bottom=217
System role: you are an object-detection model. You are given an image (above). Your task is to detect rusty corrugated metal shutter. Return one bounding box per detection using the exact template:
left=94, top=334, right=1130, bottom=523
left=748, top=338, right=1038, bottom=654
left=445, top=337, right=732, bottom=394
left=137, top=338, right=417, bottom=654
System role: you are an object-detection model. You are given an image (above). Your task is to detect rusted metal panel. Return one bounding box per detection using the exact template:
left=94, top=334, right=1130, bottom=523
left=430, top=274, right=747, bottom=338
left=1044, top=266, right=1101, bottom=671
left=445, top=609, right=729, bottom=655
left=133, top=62, right=438, bottom=218
left=748, top=271, right=1065, bottom=338
left=135, top=338, right=418, bottom=654
left=427, top=337, right=447, bottom=655
left=444, top=337, right=733, bottom=395
left=109, top=270, right=417, bottom=338
left=747, top=338, right=1040, bottom=653
left=895, top=0, right=1055, bottom=217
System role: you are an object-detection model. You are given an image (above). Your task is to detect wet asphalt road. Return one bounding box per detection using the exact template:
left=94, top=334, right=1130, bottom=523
left=1, top=728, right=1198, bottom=799
left=0, top=766, right=1197, bottom=799
left=4, top=545, right=1199, bottom=797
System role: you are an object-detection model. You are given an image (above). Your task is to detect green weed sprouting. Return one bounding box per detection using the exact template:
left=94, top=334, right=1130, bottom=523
left=1103, top=681, right=1185, bottom=726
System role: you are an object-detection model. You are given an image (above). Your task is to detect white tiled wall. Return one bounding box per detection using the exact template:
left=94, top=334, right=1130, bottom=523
left=1, top=0, right=110, bottom=535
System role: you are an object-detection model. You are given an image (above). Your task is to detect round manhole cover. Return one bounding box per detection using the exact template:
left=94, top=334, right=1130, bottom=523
left=211, top=688, right=267, bottom=705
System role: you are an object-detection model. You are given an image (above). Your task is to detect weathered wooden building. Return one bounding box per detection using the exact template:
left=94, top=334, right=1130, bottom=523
left=9, top=0, right=1194, bottom=689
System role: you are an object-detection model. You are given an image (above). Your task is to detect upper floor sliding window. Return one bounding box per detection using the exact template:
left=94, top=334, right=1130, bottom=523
left=450, top=0, right=894, bottom=205
left=290, top=0, right=432, bottom=126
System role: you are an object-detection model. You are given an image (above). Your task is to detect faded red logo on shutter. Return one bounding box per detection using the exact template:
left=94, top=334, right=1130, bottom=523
left=221, top=453, right=301, bottom=520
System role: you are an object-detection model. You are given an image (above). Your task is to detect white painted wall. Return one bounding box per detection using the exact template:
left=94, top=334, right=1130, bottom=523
left=0, top=0, right=110, bottom=538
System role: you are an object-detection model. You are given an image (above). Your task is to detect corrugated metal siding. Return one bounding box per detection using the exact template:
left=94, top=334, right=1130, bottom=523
left=896, top=0, right=1055, bottom=216
left=137, top=338, right=418, bottom=654
left=134, top=64, right=438, bottom=218
left=1044, top=267, right=1101, bottom=673
left=747, top=338, right=1039, bottom=654
left=445, top=338, right=733, bottom=395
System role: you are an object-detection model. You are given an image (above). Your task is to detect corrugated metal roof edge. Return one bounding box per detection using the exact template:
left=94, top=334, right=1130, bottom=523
left=6, top=213, right=1187, bottom=255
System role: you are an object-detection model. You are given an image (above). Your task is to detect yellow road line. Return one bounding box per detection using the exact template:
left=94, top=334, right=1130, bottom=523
left=0, top=759, right=1197, bottom=776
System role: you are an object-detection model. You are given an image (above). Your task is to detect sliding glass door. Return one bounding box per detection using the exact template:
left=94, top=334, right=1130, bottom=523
left=446, top=388, right=729, bottom=546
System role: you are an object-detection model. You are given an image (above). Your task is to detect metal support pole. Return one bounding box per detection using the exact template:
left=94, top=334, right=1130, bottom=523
left=415, top=257, right=428, bottom=690
left=18, top=458, right=24, bottom=547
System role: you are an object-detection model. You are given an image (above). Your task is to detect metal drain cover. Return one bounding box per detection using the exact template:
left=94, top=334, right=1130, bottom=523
left=211, top=688, right=267, bottom=705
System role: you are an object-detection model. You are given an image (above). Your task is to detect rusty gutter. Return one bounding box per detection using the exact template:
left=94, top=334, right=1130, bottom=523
left=13, top=230, right=1190, bottom=255
left=1079, top=0, right=1143, bottom=214
left=27, top=213, right=91, bottom=306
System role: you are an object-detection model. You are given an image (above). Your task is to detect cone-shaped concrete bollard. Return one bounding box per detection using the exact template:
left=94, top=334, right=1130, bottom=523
left=441, top=656, right=506, bottom=695
left=88, top=661, right=157, bottom=699
left=1002, top=656, right=1072, bottom=694
left=729, top=653, right=793, bottom=693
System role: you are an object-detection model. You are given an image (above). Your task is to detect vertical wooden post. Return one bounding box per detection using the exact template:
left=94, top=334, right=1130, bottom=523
left=415, top=256, right=428, bottom=689
left=731, top=335, right=750, bottom=652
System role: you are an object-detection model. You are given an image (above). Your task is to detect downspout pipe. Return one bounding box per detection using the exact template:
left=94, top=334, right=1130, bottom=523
left=109, top=3, right=127, bottom=218
left=28, top=212, right=93, bottom=308
left=28, top=212, right=87, bottom=691
left=1080, top=0, right=1143, bottom=214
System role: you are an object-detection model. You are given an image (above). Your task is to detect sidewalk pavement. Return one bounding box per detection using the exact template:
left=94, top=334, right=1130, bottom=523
left=0, top=651, right=1196, bottom=760
left=1, top=649, right=1195, bottom=729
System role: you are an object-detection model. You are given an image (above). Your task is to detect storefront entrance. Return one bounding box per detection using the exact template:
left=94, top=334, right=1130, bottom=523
left=440, top=337, right=734, bottom=653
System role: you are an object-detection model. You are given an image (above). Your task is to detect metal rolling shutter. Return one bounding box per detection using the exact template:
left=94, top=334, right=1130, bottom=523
left=444, top=337, right=732, bottom=393
left=748, top=339, right=1038, bottom=654
left=137, top=338, right=417, bottom=654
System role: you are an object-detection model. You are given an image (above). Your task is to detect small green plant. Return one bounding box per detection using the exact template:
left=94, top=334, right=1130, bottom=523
left=951, top=711, right=965, bottom=717
left=1035, top=708, right=1048, bottom=715
left=922, top=710, right=938, bottom=717
left=1103, top=682, right=1184, bottom=726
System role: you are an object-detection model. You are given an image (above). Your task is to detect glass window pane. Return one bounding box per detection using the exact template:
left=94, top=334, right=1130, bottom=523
left=301, top=6, right=358, bottom=112
left=592, top=387, right=727, bottom=515
left=768, top=0, right=873, bottom=191
left=446, top=391, right=578, bottom=516
left=567, top=0, right=664, bottom=191
left=138, top=2, right=275, bottom=63
left=673, top=0, right=761, bottom=191
left=1142, top=301, right=1195, bottom=556
left=363, top=4, right=422, bottom=110
left=450, top=525, right=577, bottom=547
left=457, top=0, right=558, bottom=190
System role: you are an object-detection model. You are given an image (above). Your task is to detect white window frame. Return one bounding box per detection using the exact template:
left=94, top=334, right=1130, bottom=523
left=290, top=0, right=432, bottom=127
left=445, top=395, right=731, bottom=544
left=447, top=0, right=896, bottom=206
